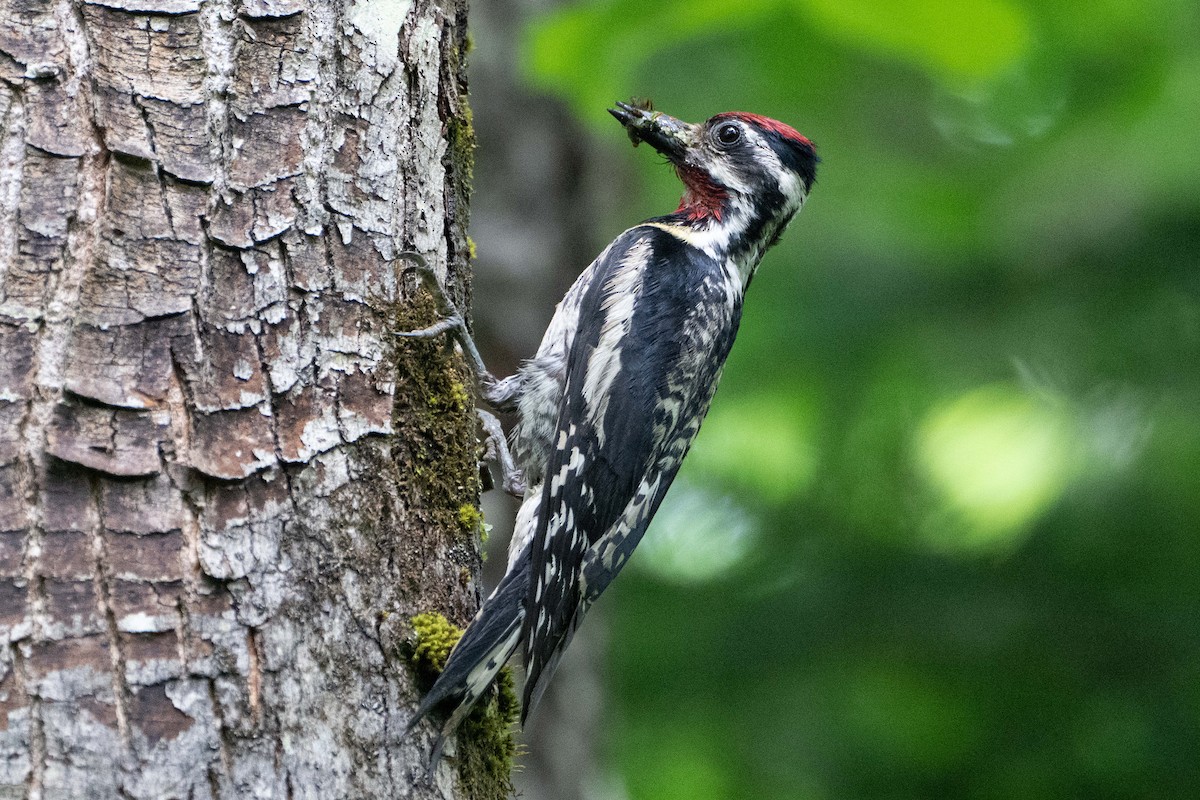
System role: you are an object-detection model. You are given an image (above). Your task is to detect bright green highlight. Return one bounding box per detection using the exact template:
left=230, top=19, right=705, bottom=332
left=916, top=384, right=1073, bottom=546
left=688, top=395, right=818, bottom=503
left=800, top=0, right=1030, bottom=83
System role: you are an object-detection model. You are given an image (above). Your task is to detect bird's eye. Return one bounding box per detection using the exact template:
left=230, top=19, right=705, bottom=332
left=714, top=123, right=741, bottom=146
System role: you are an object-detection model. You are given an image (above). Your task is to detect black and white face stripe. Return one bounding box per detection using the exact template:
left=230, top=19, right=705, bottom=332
left=686, top=115, right=812, bottom=200
left=634, top=112, right=817, bottom=280
left=710, top=112, right=818, bottom=190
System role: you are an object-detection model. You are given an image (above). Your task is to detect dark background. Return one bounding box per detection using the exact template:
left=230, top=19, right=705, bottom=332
left=467, top=1, right=1200, bottom=797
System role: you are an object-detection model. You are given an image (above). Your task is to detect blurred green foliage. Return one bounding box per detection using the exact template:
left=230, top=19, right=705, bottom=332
left=520, top=0, right=1200, bottom=797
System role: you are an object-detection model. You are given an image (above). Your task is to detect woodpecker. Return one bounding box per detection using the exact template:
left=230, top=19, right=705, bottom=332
left=401, top=101, right=818, bottom=769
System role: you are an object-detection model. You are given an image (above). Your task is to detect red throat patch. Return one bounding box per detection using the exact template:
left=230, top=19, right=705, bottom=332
left=675, top=163, right=727, bottom=222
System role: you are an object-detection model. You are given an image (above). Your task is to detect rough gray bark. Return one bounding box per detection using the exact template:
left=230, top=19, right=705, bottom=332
left=0, top=0, right=493, bottom=797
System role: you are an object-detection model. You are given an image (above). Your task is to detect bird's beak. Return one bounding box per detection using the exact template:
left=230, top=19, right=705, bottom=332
left=608, top=101, right=694, bottom=161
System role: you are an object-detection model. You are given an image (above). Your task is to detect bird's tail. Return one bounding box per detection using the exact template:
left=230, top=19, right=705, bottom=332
left=404, top=545, right=531, bottom=771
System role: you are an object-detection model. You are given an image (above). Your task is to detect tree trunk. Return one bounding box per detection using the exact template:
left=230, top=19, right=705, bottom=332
left=0, top=0, right=494, bottom=796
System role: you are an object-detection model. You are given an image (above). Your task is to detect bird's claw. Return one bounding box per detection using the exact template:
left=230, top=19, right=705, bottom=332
left=396, top=314, right=465, bottom=340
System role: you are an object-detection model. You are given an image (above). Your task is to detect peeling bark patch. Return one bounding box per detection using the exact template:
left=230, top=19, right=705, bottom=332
left=24, top=82, right=90, bottom=158
left=204, top=247, right=259, bottom=323
left=121, top=631, right=181, bottom=672
left=188, top=406, right=277, bottom=480
left=42, top=466, right=99, bottom=533
left=63, top=321, right=179, bottom=409
left=196, top=472, right=288, bottom=581
left=203, top=472, right=289, bottom=534
left=276, top=383, right=339, bottom=462
left=229, top=107, right=307, bottom=189
left=111, top=580, right=182, bottom=634
left=77, top=239, right=202, bottom=328
left=0, top=532, right=25, bottom=576
left=40, top=532, right=94, bottom=579
left=105, top=532, right=186, bottom=582
left=43, top=579, right=104, bottom=636
left=78, top=696, right=120, bottom=731
left=3, top=149, right=81, bottom=317
left=188, top=329, right=268, bottom=412
left=138, top=95, right=215, bottom=183
left=0, top=579, right=27, bottom=629
left=279, top=230, right=331, bottom=293
left=207, top=183, right=300, bottom=247
left=102, top=158, right=176, bottom=241
left=0, top=323, right=36, bottom=401
left=131, top=683, right=193, bottom=744
left=0, top=405, right=24, bottom=467
left=0, top=482, right=18, bottom=546
left=19, top=150, right=79, bottom=241
left=329, top=232, right=396, bottom=302
left=100, top=474, right=185, bottom=535
left=0, top=0, right=66, bottom=74
left=84, top=6, right=206, bottom=104
left=337, top=368, right=392, bottom=442
left=93, top=84, right=155, bottom=162
left=188, top=583, right=233, bottom=619
left=234, top=14, right=315, bottom=119
left=46, top=402, right=165, bottom=477
left=26, top=636, right=112, bottom=685
left=0, top=670, right=31, bottom=733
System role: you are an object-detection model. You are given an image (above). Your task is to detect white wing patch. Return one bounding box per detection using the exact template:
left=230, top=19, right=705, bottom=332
left=464, top=625, right=521, bottom=698
left=581, top=237, right=652, bottom=447
left=506, top=485, right=542, bottom=568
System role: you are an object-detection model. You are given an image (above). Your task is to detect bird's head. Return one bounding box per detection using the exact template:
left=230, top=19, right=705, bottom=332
left=609, top=101, right=818, bottom=264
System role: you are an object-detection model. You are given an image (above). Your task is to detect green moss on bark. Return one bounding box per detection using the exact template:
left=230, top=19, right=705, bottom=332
left=408, top=611, right=520, bottom=799
left=390, top=289, right=482, bottom=551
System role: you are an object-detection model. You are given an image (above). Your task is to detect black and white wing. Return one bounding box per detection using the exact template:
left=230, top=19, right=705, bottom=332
left=519, top=225, right=742, bottom=717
